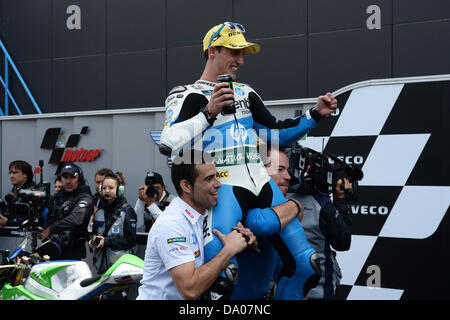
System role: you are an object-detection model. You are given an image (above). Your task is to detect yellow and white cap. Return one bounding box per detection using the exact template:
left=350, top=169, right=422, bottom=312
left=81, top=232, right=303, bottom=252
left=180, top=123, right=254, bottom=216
left=203, top=22, right=260, bottom=54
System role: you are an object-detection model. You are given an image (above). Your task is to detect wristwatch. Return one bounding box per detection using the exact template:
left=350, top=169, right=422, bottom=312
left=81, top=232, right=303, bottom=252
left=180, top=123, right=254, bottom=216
left=201, top=106, right=217, bottom=125
left=306, top=106, right=325, bottom=122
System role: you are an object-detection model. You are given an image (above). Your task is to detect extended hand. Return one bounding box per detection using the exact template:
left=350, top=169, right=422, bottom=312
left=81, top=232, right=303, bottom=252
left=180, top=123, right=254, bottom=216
left=334, top=178, right=352, bottom=199
left=213, top=228, right=247, bottom=256
left=316, top=92, right=338, bottom=117
left=143, top=186, right=158, bottom=207
left=0, top=213, right=8, bottom=227
left=138, top=185, right=146, bottom=201
left=233, top=221, right=259, bottom=251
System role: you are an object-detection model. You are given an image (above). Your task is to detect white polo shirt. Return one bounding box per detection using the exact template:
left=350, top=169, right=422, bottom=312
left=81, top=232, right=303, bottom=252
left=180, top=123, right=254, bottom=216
left=136, top=197, right=207, bottom=300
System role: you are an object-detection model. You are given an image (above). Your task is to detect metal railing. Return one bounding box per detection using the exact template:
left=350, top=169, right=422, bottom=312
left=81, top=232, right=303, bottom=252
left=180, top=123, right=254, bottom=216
left=0, top=39, right=42, bottom=116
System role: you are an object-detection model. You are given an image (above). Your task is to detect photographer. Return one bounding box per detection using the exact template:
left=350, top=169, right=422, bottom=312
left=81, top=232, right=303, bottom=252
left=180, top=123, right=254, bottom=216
left=40, top=163, right=93, bottom=260
left=134, top=171, right=174, bottom=232
left=0, top=160, right=36, bottom=227
left=288, top=146, right=359, bottom=299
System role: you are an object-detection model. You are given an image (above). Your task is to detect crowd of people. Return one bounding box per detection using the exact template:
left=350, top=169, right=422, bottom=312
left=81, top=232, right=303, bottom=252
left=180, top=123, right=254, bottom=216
left=1, top=22, right=356, bottom=300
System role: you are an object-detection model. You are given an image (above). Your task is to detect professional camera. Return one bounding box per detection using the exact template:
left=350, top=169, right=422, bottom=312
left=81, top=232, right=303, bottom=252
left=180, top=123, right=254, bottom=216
left=287, top=142, right=363, bottom=200
left=2, top=161, right=51, bottom=229
left=90, top=235, right=101, bottom=246
left=144, top=172, right=162, bottom=198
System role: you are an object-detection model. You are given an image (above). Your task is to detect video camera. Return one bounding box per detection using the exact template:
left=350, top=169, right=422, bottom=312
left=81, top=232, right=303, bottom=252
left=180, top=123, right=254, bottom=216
left=3, top=160, right=51, bottom=229
left=287, top=142, right=363, bottom=200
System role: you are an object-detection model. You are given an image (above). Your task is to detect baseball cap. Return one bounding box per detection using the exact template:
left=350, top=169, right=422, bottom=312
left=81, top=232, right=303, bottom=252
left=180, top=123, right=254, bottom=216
left=203, top=22, right=260, bottom=54
left=145, top=171, right=164, bottom=185
left=60, top=164, right=82, bottom=177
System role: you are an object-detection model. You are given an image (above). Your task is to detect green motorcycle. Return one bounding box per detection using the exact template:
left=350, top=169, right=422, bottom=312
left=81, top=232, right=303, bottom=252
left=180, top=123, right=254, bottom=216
left=0, top=232, right=143, bottom=300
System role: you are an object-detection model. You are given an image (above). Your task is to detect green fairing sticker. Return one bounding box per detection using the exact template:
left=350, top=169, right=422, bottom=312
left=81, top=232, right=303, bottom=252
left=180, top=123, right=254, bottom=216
left=210, top=146, right=261, bottom=167
left=30, top=264, right=70, bottom=289
left=167, top=237, right=186, bottom=244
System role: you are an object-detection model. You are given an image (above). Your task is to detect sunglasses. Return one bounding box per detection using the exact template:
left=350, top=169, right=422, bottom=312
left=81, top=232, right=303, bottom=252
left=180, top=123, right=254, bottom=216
left=207, top=22, right=246, bottom=50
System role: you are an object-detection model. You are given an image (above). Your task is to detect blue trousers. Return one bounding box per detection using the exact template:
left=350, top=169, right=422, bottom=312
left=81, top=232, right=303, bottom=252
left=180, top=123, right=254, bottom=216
left=204, top=180, right=318, bottom=300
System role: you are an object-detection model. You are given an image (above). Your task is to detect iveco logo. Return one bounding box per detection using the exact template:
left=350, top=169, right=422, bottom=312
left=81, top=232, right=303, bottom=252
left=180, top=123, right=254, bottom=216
left=329, top=155, right=364, bottom=165
left=351, top=205, right=389, bottom=215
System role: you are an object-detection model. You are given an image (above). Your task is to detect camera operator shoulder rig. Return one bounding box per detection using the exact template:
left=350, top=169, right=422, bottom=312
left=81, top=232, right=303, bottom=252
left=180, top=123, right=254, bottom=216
left=2, top=160, right=51, bottom=229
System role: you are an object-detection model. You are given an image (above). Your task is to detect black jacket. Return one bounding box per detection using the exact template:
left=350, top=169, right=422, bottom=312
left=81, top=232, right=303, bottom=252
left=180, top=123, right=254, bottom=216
left=3, top=180, right=37, bottom=226
left=46, top=184, right=94, bottom=260
left=318, top=196, right=352, bottom=251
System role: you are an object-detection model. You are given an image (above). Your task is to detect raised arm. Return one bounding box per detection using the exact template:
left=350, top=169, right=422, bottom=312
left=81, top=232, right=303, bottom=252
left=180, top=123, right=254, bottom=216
left=250, top=91, right=337, bottom=146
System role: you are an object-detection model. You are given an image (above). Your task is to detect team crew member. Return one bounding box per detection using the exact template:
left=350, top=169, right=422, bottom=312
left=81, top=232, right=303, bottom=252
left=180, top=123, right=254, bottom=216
left=54, top=175, right=63, bottom=194
left=291, top=178, right=353, bottom=299
left=159, top=22, right=337, bottom=299
left=232, top=147, right=299, bottom=299
left=8, top=160, right=35, bottom=191
left=41, top=163, right=93, bottom=260
left=0, top=160, right=36, bottom=227
left=137, top=155, right=252, bottom=300
left=89, top=172, right=137, bottom=274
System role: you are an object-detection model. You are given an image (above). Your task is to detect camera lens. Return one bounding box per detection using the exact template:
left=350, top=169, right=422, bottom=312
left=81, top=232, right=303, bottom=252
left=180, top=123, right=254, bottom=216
left=145, top=185, right=157, bottom=198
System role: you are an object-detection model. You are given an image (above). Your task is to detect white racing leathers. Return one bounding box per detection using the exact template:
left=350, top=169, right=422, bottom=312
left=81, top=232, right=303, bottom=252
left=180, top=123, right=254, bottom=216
left=159, top=80, right=322, bottom=300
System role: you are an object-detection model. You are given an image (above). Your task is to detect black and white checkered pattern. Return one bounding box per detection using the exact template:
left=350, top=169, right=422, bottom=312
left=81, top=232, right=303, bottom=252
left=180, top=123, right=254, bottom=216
left=151, top=78, right=450, bottom=299
left=301, top=79, right=450, bottom=299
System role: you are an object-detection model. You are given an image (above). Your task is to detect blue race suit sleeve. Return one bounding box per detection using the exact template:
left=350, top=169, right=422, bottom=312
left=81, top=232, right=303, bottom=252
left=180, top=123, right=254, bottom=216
left=248, top=92, right=318, bottom=146
left=245, top=207, right=281, bottom=237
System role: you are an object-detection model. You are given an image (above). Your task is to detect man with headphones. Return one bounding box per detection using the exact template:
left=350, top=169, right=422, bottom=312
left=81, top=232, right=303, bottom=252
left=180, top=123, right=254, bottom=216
left=88, top=172, right=137, bottom=279
left=41, top=163, right=94, bottom=260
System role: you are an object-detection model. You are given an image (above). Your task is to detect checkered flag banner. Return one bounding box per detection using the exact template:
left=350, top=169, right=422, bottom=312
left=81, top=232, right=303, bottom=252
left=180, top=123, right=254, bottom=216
left=300, top=76, right=450, bottom=299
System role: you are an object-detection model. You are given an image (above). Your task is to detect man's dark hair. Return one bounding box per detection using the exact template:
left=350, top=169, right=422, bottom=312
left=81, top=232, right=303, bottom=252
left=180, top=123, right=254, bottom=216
left=171, top=149, right=211, bottom=196
left=204, top=46, right=222, bottom=60
left=95, top=168, right=114, bottom=177
left=171, top=163, right=199, bottom=196
left=9, top=160, right=33, bottom=182
left=55, top=175, right=62, bottom=183
left=258, top=143, right=287, bottom=166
